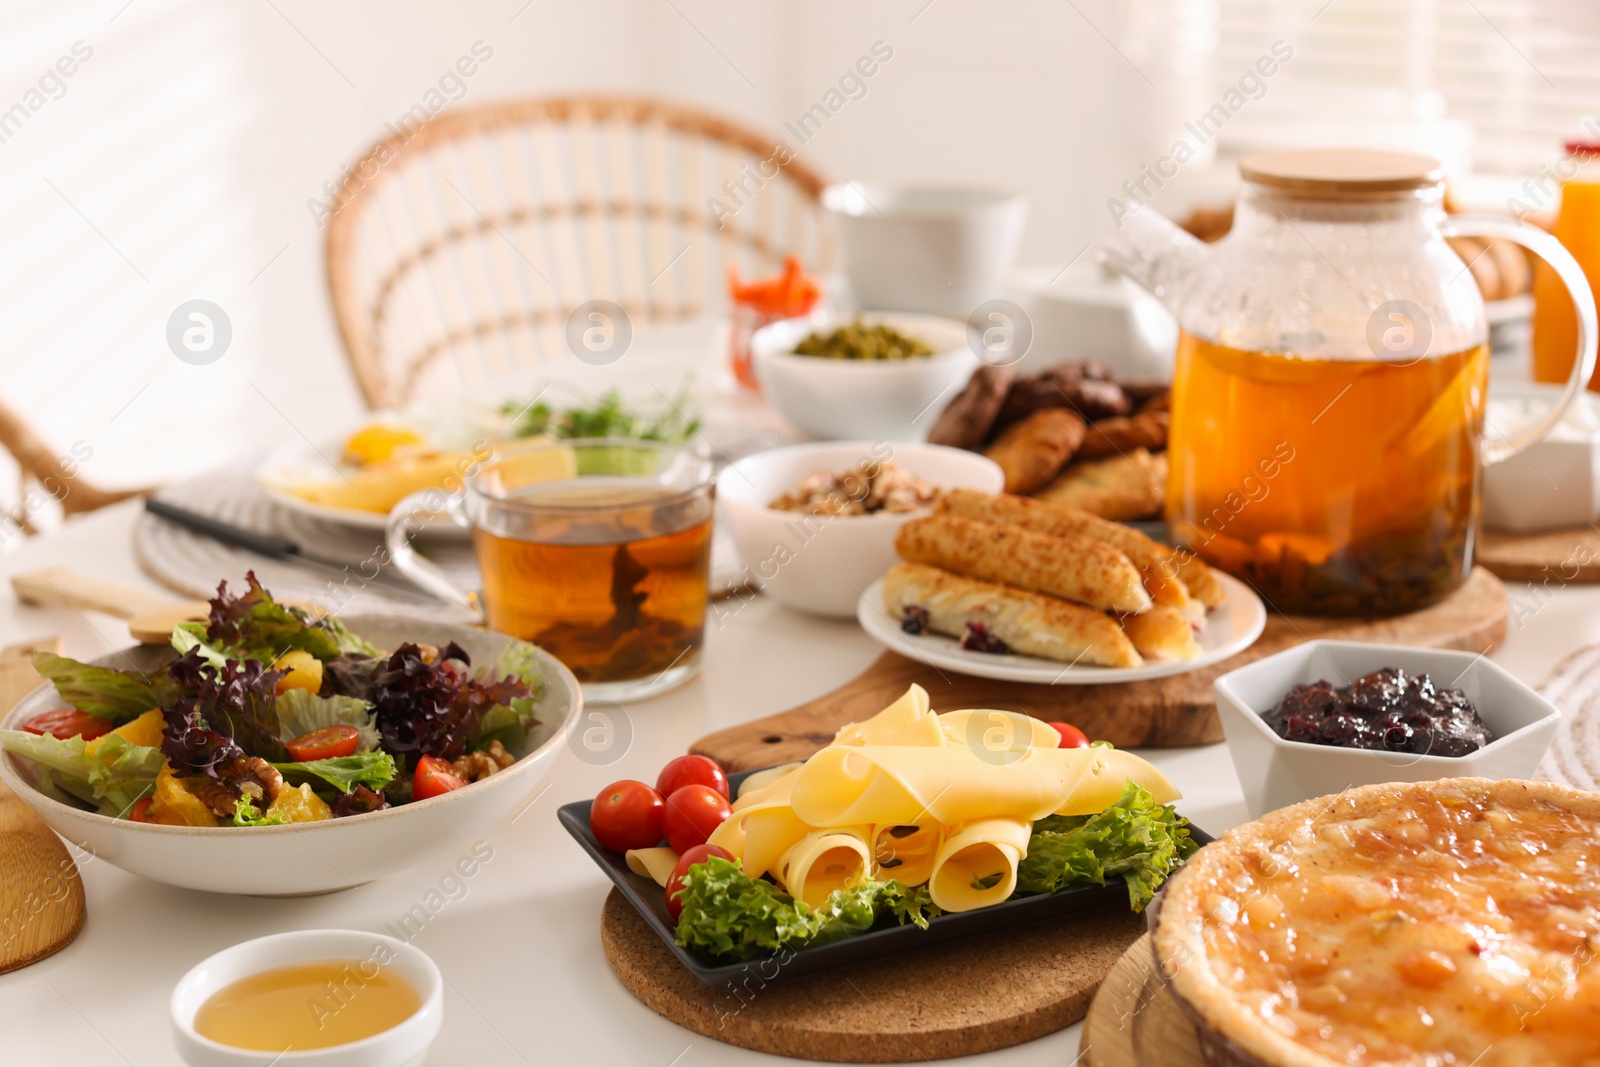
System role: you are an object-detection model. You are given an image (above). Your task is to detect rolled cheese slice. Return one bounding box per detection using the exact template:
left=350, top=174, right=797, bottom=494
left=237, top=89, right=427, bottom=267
left=625, top=847, right=680, bottom=887
left=936, top=709, right=1061, bottom=758
left=927, top=817, right=1032, bottom=913
left=790, top=743, right=1179, bottom=829
left=833, top=684, right=944, bottom=748
left=731, top=766, right=800, bottom=813
left=870, top=817, right=943, bottom=886
left=735, top=761, right=803, bottom=804
left=776, top=828, right=871, bottom=909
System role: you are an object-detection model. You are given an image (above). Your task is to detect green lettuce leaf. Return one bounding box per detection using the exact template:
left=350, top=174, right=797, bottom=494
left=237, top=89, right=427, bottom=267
left=468, top=640, right=545, bottom=751
left=232, top=797, right=287, bottom=826
left=273, top=751, right=397, bottom=795
left=170, top=621, right=230, bottom=668
left=318, top=614, right=381, bottom=657
left=0, top=729, right=161, bottom=818
left=274, top=690, right=380, bottom=752
left=31, top=652, right=173, bottom=721
left=1015, top=781, right=1198, bottom=911
left=673, top=857, right=940, bottom=961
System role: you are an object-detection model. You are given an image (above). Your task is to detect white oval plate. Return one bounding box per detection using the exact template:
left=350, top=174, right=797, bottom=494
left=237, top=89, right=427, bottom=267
left=855, top=570, right=1267, bottom=684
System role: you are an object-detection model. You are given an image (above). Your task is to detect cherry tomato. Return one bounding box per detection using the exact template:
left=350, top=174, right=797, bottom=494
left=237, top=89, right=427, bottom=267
left=665, top=843, right=733, bottom=919
left=1046, top=721, right=1091, bottom=748
left=128, top=796, right=154, bottom=823
left=413, top=755, right=468, bottom=801
left=22, top=708, right=114, bottom=742
left=589, top=780, right=667, bottom=853
left=662, top=784, right=731, bottom=852
left=286, top=724, right=361, bottom=762
left=656, top=754, right=729, bottom=802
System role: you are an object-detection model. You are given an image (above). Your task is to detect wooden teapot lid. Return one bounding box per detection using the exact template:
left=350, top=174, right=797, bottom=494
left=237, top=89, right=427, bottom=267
left=1240, top=148, right=1443, bottom=196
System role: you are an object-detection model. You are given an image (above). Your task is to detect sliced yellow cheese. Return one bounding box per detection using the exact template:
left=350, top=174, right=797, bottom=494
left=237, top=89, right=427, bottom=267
left=789, top=743, right=1178, bottom=829
left=935, top=709, right=1061, bottom=758
left=832, top=684, right=945, bottom=748
left=776, top=828, right=871, bottom=909
left=870, top=817, right=943, bottom=886
left=731, top=766, right=799, bottom=813
left=734, top=761, right=802, bottom=804
left=928, top=817, right=1032, bottom=913
left=739, top=805, right=813, bottom=882
left=625, top=847, right=680, bottom=887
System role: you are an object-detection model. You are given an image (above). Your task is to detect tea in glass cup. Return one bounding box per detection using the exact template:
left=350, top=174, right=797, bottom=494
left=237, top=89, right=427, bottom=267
left=389, top=439, right=714, bottom=700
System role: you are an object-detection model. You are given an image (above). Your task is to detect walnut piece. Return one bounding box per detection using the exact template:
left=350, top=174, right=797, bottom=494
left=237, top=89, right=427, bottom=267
left=452, top=740, right=516, bottom=783
left=197, top=756, right=285, bottom=817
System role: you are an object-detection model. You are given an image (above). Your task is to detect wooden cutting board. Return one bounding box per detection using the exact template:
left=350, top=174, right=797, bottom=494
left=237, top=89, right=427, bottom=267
left=601, top=888, right=1146, bottom=1062
left=1478, top=526, right=1600, bottom=583
left=0, top=638, right=87, bottom=974
left=694, top=567, right=1508, bottom=770
left=1079, top=934, right=1206, bottom=1067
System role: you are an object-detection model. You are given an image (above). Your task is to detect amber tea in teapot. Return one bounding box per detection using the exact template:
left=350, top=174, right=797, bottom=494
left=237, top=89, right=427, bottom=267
left=1106, top=147, right=1596, bottom=616
left=1167, top=331, right=1488, bottom=615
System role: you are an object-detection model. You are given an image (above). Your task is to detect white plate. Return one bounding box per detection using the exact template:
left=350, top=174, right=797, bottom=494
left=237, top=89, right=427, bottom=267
left=855, top=571, right=1267, bottom=684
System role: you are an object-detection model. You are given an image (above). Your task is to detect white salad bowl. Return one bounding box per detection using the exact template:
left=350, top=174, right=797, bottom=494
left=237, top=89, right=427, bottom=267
left=1214, top=640, right=1560, bottom=818
left=716, top=440, right=1004, bottom=617
left=171, top=929, right=442, bottom=1067
left=0, top=616, right=581, bottom=895
left=751, top=311, right=979, bottom=441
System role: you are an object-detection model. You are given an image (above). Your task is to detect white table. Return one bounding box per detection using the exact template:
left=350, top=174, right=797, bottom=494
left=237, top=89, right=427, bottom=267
left=3, top=378, right=1598, bottom=1066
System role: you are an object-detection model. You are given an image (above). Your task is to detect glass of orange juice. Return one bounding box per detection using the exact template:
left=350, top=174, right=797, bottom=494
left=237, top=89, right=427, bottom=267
left=1532, top=140, right=1600, bottom=391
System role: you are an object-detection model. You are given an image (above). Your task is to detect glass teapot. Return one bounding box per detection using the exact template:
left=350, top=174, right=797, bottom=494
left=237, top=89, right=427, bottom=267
left=1103, top=148, right=1597, bottom=615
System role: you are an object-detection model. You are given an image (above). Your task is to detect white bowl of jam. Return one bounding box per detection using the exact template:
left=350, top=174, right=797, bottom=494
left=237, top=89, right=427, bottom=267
left=171, top=929, right=442, bottom=1066
left=1214, top=640, right=1560, bottom=818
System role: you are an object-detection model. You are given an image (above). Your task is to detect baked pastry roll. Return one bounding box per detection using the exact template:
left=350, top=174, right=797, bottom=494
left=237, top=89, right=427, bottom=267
left=882, top=562, right=1141, bottom=669
left=895, top=515, right=1151, bottom=614
left=1032, top=448, right=1167, bottom=521
left=936, top=488, right=1225, bottom=609
left=981, top=408, right=1085, bottom=494
left=1119, top=604, right=1200, bottom=662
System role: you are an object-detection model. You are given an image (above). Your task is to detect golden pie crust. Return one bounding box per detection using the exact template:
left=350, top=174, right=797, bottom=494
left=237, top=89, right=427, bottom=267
left=1152, top=778, right=1600, bottom=1067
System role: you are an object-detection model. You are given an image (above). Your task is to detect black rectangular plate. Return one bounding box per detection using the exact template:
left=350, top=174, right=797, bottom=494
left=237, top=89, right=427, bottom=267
left=558, top=766, right=1212, bottom=987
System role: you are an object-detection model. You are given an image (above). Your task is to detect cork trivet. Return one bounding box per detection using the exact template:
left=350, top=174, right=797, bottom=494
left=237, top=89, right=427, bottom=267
left=1478, top=526, right=1600, bottom=583
left=695, top=567, right=1508, bottom=770
left=1079, top=934, right=1205, bottom=1067
left=600, top=888, right=1145, bottom=1062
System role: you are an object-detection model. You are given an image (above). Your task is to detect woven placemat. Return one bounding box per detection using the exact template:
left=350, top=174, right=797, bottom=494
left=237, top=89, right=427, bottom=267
left=1537, top=643, right=1600, bottom=791
left=134, top=461, right=747, bottom=620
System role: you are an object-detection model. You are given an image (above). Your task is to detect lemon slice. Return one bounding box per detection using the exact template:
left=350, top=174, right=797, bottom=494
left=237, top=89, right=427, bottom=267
left=343, top=424, right=428, bottom=466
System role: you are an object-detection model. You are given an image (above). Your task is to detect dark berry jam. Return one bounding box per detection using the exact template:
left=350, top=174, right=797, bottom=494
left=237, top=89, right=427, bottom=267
left=900, top=606, right=930, bottom=634
left=1261, top=667, right=1492, bottom=757
left=959, top=621, right=1011, bottom=654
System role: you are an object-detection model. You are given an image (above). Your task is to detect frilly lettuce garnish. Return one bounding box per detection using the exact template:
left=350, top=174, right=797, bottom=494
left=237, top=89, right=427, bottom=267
left=1016, top=781, right=1197, bottom=911
left=673, top=856, right=940, bottom=961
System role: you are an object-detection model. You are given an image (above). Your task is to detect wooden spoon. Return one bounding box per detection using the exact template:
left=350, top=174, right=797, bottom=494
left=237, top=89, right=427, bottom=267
left=0, top=637, right=88, bottom=973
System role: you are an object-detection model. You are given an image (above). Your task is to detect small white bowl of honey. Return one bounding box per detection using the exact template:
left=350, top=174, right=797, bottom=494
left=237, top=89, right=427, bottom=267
left=171, top=929, right=442, bottom=1067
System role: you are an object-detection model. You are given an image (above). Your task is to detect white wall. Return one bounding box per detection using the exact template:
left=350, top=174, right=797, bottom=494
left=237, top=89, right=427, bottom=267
left=0, top=0, right=1194, bottom=508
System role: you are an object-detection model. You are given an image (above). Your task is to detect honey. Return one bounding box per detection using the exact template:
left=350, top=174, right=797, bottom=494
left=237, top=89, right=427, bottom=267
left=1166, top=330, right=1488, bottom=615
left=194, top=958, right=420, bottom=1052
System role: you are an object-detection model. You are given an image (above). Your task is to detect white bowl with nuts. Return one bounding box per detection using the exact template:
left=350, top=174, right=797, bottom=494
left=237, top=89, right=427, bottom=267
left=716, top=440, right=1003, bottom=617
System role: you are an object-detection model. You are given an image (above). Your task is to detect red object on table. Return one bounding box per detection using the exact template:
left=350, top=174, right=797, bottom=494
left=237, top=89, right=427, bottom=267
left=727, top=255, right=821, bottom=391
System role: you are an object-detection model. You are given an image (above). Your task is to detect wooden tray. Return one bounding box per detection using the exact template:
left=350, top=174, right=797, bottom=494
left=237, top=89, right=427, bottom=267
left=1478, top=526, right=1600, bottom=583
left=695, top=567, right=1508, bottom=770
left=1079, top=933, right=1205, bottom=1067
left=601, top=887, right=1146, bottom=1062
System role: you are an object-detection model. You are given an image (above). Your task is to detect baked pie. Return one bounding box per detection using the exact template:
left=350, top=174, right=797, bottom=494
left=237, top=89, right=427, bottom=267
left=1152, top=778, right=1600, bottom=1067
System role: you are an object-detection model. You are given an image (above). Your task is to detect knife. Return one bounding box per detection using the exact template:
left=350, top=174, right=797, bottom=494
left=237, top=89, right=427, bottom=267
left=143, top=498, right=439, bottom=603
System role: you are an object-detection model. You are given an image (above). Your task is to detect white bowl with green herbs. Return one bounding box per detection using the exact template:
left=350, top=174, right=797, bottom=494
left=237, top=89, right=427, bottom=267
left=0, top=580, right=580, bottom=896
